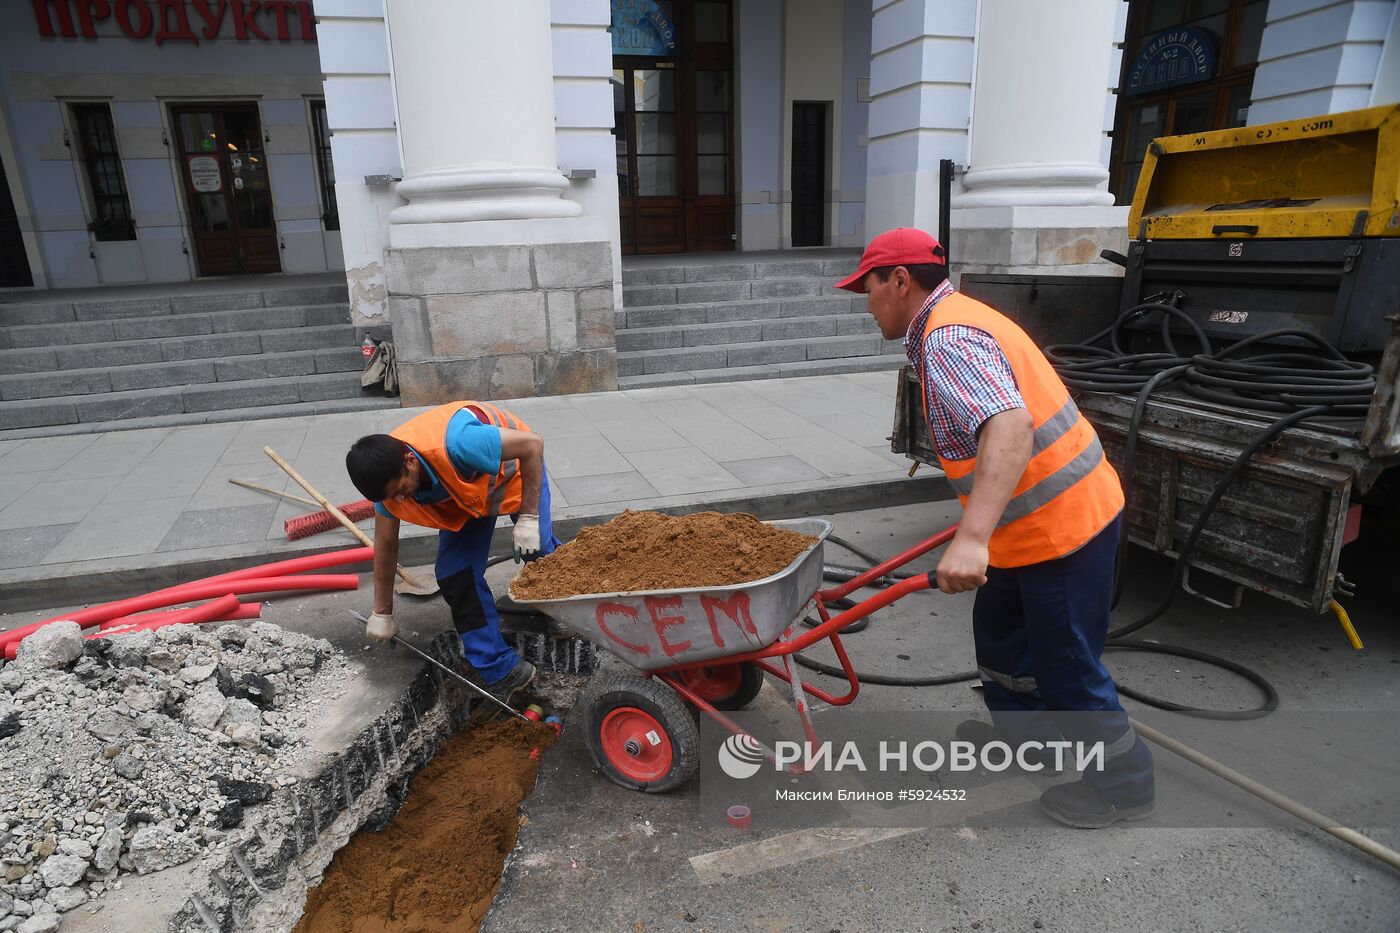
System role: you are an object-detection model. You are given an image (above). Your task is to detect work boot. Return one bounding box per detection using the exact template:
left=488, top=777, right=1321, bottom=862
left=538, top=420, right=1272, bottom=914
left=954, top=719, right=1064, bottom=774
left=484, top=659, right=537, bottom=710
left=1039, top=778, right=1154, bottom=829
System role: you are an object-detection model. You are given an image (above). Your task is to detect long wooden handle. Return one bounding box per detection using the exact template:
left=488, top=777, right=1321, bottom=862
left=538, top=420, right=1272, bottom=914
left=1131, top=718, right=1400, bottom=871
left=228, top=478, right=318, bottom=509
left=263, top=446, right=415, bottom=585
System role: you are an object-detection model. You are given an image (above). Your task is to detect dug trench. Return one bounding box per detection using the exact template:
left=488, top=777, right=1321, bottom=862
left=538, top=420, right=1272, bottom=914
left=292, top=719, right=557, bottom=933
left=164, top=626, right=597, bottom=933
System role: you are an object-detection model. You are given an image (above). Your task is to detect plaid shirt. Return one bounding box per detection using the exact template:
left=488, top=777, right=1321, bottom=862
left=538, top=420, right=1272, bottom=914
left=905, top=283, right=1026, bottom=461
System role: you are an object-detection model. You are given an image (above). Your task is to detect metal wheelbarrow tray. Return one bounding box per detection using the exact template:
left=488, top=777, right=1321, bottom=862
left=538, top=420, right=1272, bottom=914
left=508, top=518, right=833, bottom=671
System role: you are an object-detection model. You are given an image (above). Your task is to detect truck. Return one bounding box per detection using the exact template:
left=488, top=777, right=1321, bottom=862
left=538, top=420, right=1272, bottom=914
left=893, top=104, right=1400, bottom=616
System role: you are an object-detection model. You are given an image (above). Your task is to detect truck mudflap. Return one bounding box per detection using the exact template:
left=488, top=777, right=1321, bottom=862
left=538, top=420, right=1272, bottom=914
left=892, top=367, right=1365, bottom=613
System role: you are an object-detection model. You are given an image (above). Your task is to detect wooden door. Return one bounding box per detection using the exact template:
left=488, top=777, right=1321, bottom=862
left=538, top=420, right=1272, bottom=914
left=615, top=64, right=686, bottom=253
left=611, top=0, right=735, bottom=254
left=685, top=65, right=734, bottom=251
left=172, top=105, right=280, bottom=276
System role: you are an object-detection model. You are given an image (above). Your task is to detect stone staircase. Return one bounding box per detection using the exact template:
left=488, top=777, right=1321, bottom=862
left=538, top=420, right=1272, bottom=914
left=0, top=280, right=397, bottom=435
left=616, top=251, right=905, bottom=389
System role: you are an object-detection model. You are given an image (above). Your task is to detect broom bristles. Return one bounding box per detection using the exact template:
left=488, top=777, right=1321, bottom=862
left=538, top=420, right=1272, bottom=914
left=284, top=499, right=376, bottom=540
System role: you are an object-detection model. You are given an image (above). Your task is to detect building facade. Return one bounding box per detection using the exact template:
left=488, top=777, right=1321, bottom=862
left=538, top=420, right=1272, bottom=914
left=0, top=0, right=342, bottom=290
left=2, top=0, right=1397, bottom=400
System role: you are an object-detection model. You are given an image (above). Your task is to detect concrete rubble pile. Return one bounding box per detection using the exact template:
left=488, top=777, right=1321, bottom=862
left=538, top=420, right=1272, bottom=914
left=0, top=619, right=350, bottom=933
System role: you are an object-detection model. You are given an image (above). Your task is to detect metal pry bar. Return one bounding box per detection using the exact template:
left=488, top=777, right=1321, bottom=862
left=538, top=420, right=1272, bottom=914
left=348, top=611, right=530, bottom=722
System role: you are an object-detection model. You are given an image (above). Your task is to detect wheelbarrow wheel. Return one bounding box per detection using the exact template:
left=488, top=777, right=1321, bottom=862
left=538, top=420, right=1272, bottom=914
left=585, top=673, right=699, bottom=793
left=677, top=661, right=765, bottom=711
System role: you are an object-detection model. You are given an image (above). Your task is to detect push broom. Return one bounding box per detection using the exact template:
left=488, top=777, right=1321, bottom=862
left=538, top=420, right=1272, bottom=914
left=227, top=478, right=376, bottom=540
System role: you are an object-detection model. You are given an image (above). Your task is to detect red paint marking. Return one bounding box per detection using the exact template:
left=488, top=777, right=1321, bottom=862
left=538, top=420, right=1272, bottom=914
left=595, top=603, right=650, bottom=656
left=700, top=592, right=758, bottom=649
left=644, top=595, right=693, bottom=658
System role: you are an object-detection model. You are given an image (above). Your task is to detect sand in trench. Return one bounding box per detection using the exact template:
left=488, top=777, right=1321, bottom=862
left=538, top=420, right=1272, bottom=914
left=294, top=719, right=555, bottom=933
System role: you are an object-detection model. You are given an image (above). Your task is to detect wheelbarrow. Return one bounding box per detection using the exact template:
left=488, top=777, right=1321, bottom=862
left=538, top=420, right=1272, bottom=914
left=507, top=518, right=957, bottom=792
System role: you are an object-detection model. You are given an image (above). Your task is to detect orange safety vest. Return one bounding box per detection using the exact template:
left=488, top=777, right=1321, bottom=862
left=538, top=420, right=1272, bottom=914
left=920, top=291, right=1124, bottom=568
left=381, top=401, right=530, bottom=532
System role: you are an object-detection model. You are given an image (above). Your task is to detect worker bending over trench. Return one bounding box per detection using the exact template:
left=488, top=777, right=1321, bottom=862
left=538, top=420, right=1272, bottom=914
left=346, top=401, right=559, bottom=710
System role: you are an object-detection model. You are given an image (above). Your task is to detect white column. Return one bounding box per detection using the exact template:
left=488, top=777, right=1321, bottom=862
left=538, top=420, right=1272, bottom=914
left=954, top=0, right=1118, bottom=208
left=863, top=0, right=977, bottom=236
left=385, top=0, right=581, bottom=228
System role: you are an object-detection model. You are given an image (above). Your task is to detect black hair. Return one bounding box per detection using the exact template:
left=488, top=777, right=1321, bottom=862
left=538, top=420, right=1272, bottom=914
left=870, top=263, right=949, bottom=292
left=346, top=434, right=411, bottom=501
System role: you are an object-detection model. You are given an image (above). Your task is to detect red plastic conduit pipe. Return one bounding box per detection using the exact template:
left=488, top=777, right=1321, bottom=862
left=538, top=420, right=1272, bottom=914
left=152, top=547, right=373, bottom=594
left=0, top=546, right=371, bottom=651
left=85, top=594, right=242, bottom=638
left=100, top=602, right=263, bottom=630
left=3, top=575, right=358, bottom=659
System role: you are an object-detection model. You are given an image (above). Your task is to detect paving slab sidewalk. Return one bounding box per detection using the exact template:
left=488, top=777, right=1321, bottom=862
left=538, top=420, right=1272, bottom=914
left=0, top=372, right=948, bottom=612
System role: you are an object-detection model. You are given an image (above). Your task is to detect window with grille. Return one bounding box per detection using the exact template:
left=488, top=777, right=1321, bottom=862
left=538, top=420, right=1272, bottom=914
left=310, top=100, right=339, bottom=231
left=71, top=103, right=135, bottom=241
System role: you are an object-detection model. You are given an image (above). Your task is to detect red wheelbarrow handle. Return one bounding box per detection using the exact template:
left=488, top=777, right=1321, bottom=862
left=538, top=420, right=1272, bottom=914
left=818, top=523, right=957, bottom=603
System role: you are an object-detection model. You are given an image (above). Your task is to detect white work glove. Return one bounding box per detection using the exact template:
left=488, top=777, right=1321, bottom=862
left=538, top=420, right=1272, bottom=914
left=365, top=612, right=396, bottom=644
left=513, top=513, right=541, bottom=562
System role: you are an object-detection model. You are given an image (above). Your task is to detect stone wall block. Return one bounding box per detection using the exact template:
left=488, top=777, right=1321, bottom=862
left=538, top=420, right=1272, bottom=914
left=545, top=291, right=580, bottom=352
left=424, top=291, right=548, bottom=357
left=1036, top=226, right=1128, bottom=265
left=386, top=297, right=431, bottom=360
left=577, top=285, right=617, bottom=350
left=536, top=349, right=618, bottom=396
left=532, top=241, right=613, bottom=289
left=489, top=354, right=539, bottom=399
left=385, top=246, right=533, bottom=297
left=396, top=359, right=490, bottom=407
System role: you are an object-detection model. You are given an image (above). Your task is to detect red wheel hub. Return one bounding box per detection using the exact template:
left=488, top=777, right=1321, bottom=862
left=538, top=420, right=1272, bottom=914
left=599, top=707, right=673, bottom=782
left=678, top=664, right=742, bottom=702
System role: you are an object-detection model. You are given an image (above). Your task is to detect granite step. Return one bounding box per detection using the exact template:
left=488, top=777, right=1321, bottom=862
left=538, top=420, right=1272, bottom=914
left=0, top=323, right=366, bottom=376
left=0, top=347, right=366, bottom=401
left=617, top=294, right=858, bottom=330
left=616, top=313, right=881, bottom=352
left=0, top=395, right=400, bottom=441
left=0, top=371, right=382, bottom=432
left=0, top=303, right=349, bottom=352
left=617, top=353, right=907, bottom=389
left=617, top=333, right=902, bottom=377
left=620, top=253, right=859, bottom=287
left=0, top=282, right=348, bottom=327
left=622, top=274, right=855, bottom=308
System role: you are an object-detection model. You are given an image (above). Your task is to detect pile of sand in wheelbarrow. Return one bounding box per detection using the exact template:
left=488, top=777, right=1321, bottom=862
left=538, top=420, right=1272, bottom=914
left=510, top=510, right=817, bottom=600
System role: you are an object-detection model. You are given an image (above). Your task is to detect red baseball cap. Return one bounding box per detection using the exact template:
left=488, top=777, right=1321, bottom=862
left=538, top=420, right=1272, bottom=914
left=834, top=228, right=947, bottom=293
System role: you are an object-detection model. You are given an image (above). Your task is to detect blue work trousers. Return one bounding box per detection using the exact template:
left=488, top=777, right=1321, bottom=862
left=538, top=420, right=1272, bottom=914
left=972, top=515, right=1155, bottom=806
left=434, top=470, right=560, bottom=686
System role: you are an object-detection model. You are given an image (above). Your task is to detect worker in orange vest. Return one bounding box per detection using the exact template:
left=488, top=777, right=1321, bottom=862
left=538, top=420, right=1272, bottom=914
left=345, top=401, right=560, bottom=711
left=837, top=228, right=1154, bottom=828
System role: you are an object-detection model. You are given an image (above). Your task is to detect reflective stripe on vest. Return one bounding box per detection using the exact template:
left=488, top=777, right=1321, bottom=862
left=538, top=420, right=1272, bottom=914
left=382, top=401, right=527, bottom=532
left=945, top=396, right=1083, bottom=496
left=919, top=291, right=1124, bottom=567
